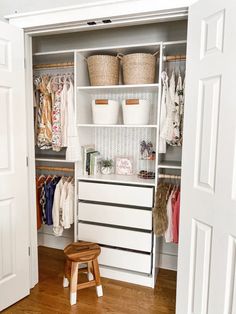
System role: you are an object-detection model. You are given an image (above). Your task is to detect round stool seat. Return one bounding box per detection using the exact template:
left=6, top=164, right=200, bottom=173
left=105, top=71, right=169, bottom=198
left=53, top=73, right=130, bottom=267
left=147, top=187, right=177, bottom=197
left=64, top=241, right=101, bottom=263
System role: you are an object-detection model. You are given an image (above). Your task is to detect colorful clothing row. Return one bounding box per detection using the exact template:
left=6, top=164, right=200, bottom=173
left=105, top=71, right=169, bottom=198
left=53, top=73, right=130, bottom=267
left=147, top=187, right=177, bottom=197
left=159, top=70, right=185, bottom=153
left=36, top=175, right=74, bottom=236
left=34, top=75, right=75, bottom=152
left=153, top=182, right=180, bottom=243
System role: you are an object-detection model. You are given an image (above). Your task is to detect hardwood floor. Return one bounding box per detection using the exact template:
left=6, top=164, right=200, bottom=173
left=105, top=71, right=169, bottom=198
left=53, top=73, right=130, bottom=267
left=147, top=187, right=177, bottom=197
left=3, top=246, right=177, bottom=314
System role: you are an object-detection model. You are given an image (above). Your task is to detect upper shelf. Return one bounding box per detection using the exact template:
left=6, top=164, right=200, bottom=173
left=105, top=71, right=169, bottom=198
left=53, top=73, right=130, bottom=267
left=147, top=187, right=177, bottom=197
left=77, top=83, right=159, bottom=94
left=158, top=161, right=182, bottom=169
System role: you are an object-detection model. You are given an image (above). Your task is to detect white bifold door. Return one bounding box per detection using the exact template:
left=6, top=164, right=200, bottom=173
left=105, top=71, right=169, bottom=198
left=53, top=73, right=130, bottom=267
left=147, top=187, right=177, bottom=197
left=0, top=21, right=30, bottom=311
left=177, top=0, right=236, bottom=313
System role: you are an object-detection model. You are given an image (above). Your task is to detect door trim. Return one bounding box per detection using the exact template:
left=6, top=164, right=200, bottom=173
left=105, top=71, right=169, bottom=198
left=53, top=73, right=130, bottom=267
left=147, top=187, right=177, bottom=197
left=5, top=0, right=188, bottom=35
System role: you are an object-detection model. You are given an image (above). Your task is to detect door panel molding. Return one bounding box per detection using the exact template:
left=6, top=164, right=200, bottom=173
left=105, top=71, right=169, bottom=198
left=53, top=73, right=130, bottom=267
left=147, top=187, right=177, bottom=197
left=188, top=219, right=212, bottom=314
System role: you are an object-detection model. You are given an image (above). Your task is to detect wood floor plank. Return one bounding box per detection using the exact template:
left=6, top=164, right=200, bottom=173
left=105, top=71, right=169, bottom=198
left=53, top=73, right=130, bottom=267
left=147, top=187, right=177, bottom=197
left=3, top=246, right=177, bottom=314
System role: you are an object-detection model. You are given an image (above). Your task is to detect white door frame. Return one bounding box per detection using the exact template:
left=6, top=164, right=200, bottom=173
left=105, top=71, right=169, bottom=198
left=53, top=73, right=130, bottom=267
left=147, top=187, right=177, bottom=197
left=20, top=2, right=190, bottom=289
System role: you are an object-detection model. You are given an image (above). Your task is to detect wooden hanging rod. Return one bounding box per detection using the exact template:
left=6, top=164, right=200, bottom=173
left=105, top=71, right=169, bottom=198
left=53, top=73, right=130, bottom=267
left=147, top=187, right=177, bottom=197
left=33, top=62, right=74, bottom=70
left=159, top=174, right=181, bottom=180
left=36, top=165, right=74, bottom=172
left=163, top=55, right=186, bottom=62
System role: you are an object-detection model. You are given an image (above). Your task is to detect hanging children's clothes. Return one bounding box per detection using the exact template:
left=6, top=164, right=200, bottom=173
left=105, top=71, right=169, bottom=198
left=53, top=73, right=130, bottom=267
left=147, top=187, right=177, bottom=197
left=160, top=71, right=176, bottom=145
left=153, top=183, right=169, bottom=235
left=172, top=189, right=180, bottom=243
left=34, top=73, right=74, bottom=152
left=52, top=178, right=65, bottom=236
left=153, top=181, right=181, bottom=243
left=61, top=80, right=68, bottom=147
left=159, top=71, right=168, bottom=154
left=51, top=85, right=63, bottom=152
left=159, top=69, right=185, bottom=149
left=164, top=189, right=174, bottom=243
left=36, top=175, right=46, bottom=230
left=52, top=177, right=74, bottom=236
left=35, top=75, right=53, bottom=150
left=61, top=180, right=74, bottom=229
left=40, top=175, right=52, bottom=224
left=44, top=176, right=61, bottom=225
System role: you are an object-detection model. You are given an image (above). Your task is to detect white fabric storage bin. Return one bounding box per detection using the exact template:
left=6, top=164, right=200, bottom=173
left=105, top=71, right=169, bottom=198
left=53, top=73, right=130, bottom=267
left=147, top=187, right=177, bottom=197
left=122, top=99, right=150, bottom=125
left=92, top=99, right=119, bottom=124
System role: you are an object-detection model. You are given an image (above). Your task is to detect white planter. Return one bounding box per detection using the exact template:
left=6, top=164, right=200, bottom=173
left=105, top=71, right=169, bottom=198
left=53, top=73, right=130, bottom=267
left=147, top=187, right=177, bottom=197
left=92, top=99, right=119, bottom=125
left=101, top=166, right=113, bottom=175
left=122, top=99, right=150, bottom=125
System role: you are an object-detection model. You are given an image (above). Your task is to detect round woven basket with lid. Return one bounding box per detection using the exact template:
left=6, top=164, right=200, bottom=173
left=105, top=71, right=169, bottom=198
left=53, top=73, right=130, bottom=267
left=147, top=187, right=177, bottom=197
left=87, top=55, right=120, bottom=86
left=121, top=53, right=157, bottom=85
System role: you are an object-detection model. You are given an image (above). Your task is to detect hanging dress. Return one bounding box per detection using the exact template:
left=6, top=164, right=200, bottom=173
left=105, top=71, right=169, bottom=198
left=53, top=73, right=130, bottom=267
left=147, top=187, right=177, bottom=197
left=51, top=80, right=63, bottom=152
left=153, top=183, right=169, bottom=235
left=165, top=189, right=174, bottom=243
left=62, top=179, right=74, bottom=229
left=61, top=80, right=68, bottom=148
left=36, top=75, right=53, bottom=149
left=52, top=178, right=64, bottom=236
left=173, top=71, right=183, bottom=146
left=159, top=71, right=168, bottom=154
left=160, top=70, right=176, bottom=145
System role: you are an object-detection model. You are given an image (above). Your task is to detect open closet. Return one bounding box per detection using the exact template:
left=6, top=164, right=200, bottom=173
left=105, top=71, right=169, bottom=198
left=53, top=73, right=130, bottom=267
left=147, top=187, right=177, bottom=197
left=2, top=0, right=235, bottom=312
left=32, top=19, right=187, bottom=288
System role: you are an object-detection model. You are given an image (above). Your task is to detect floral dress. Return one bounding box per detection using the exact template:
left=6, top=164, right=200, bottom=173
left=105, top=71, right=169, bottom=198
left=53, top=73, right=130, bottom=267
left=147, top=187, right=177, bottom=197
left=36, top=75, right=52, bottom=149
left=51, top=82, right=63, bottom=152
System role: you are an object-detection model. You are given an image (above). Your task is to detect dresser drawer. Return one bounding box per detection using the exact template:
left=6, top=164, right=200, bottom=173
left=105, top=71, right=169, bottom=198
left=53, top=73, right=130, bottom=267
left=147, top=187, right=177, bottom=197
left=78, top=181, right=154, bottom=207
left=99, top=247, right=152, bottom=274
left=78, top=223, right=152, bottom=252
left=79, top=202, right=152, bottom=230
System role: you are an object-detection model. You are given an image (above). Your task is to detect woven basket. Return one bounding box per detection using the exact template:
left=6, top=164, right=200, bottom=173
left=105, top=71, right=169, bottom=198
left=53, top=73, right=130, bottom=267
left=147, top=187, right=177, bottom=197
left=87, top=55, right=119, bottom=86
left=122, top=53, right=157, bottom=85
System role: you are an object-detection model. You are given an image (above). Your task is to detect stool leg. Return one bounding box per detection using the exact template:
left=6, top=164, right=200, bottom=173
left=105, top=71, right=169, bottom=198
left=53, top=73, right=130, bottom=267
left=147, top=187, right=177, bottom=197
left=63, top=259, right=70, bottom=288
left=70, top=261, right=79, bottom=305
left=92, top=259, right=103, bottom=297
left=87, top=261, right=94, bottom=281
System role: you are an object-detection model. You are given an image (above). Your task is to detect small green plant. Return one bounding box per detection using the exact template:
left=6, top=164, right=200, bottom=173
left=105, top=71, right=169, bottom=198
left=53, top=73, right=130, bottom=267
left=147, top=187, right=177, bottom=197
left=101, top=159, right=113, bottom=168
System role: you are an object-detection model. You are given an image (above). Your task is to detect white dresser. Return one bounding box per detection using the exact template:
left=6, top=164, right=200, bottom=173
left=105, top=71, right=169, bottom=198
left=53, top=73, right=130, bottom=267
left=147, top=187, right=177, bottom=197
left=78, top=180, right=155, bottom=283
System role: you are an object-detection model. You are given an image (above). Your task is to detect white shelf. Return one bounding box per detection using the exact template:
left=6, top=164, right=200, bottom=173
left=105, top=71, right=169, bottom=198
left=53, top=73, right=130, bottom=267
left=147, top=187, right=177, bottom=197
left=77, top=124, right=157, bottom=128
left=78, top=174, right=155, bottom=186
left=77, top=83, right=159, bottom=93
left=35, top=158, right=75, bottom=163
left=158, top=161, right=182, bottom=169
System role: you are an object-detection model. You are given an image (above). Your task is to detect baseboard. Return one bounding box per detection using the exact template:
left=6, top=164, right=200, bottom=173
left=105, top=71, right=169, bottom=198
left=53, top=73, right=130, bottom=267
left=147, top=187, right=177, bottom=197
left=159, top=253, right=178, bottom=271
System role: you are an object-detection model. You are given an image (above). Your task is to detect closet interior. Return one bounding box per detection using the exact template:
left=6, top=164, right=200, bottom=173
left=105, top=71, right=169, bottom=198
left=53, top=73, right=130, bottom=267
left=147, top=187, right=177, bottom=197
left=32, top=19, right=187, bottom=287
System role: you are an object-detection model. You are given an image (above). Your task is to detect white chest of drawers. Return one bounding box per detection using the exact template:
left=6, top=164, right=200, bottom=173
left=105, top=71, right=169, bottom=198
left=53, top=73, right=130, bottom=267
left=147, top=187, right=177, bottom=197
left=77, top=180, right=155, bottom=279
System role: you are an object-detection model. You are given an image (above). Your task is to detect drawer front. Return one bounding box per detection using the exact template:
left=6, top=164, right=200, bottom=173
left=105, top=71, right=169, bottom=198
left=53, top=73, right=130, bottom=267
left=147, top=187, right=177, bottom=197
left=79, top=202, right=152, bottom=230
left=99, top=247, right=152, bottom=274
left=78, top=181, right=154, bottom=207
left=78, top=223, right=152, bottom=252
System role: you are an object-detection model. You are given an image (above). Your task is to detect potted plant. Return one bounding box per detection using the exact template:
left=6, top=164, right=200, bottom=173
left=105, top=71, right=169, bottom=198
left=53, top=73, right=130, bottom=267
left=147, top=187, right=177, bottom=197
left=100, top=159, right=113, bottom=175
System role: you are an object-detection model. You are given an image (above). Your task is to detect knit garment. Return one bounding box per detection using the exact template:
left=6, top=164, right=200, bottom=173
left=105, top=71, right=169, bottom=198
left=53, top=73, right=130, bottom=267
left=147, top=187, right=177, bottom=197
left=153, top=183, right=170, bottom=235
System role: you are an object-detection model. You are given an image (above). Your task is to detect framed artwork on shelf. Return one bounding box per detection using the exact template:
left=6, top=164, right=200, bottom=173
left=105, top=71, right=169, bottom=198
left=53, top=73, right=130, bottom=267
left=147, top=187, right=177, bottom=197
left=116, top=157, right=133, bottom=175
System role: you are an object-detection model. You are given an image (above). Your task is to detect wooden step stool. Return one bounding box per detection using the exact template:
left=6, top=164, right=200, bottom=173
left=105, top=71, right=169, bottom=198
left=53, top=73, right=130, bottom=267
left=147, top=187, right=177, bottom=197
left=63, top=241, right=103, bottom=305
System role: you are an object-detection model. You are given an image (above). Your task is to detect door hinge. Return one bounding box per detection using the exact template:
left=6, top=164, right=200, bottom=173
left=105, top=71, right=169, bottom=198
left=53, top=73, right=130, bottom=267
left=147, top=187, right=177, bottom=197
left=28, top=246, right=31, bottom=256
left=26, top=156, right=29, bottom=167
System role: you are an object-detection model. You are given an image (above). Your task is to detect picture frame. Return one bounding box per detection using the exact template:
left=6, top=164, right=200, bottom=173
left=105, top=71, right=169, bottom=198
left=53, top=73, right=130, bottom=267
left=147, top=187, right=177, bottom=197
left=116, top=157, right=133, bottom=175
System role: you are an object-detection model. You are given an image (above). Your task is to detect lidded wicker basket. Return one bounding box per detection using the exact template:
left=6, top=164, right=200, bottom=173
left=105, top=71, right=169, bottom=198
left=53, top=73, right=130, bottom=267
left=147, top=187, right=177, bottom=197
left=121, top=53, right=157, bottom=85
left=87, top=55, right=119, bottom=86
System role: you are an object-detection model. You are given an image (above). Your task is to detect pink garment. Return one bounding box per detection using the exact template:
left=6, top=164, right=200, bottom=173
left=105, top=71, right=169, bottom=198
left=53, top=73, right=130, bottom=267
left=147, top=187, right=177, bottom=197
left=172, top=190, right=180, bottom=243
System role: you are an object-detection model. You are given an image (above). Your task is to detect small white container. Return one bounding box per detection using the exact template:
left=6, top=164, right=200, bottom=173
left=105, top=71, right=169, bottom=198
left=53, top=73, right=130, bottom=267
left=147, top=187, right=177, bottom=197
left=122, top=99, right=150, bottom=125
left=92, top=99, right=119, bottom=125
